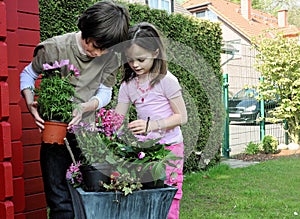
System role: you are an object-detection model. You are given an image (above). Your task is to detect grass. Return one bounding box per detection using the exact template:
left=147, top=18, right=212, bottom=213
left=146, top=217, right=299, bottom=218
left=180, top=157, right=300, bottom=219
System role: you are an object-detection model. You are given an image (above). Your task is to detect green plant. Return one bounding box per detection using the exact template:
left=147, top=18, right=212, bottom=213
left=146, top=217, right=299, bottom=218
left=35, top=60, right=80, bottom=123
left=72, top=123, right=121, bottom=166
left=262, top=135, right=278, bottom=154
left=245, top=141, right=261, bottom=155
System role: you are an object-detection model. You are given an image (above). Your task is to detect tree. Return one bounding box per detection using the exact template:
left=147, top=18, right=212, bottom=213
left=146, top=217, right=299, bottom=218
left=253, top=33, right=300, bottom=143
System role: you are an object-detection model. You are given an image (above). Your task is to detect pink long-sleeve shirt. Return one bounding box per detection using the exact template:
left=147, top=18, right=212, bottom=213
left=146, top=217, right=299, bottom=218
left=117, top=71, right=183, bottom=144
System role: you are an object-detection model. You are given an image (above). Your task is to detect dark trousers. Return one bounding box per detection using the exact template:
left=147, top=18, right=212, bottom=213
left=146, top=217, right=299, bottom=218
left=40, top=133, right=82, bottom=219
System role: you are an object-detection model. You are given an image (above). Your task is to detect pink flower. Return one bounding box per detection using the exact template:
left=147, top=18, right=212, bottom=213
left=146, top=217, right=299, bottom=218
left=96, top=108, right=124, bottom=137
left=138, top=152, right=145, bottom=159
left=68, top=64, right=80, bottom=77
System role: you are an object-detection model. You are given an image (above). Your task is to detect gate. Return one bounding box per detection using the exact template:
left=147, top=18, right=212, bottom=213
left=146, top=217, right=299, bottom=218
left=221, top=42, right=287, bottom=157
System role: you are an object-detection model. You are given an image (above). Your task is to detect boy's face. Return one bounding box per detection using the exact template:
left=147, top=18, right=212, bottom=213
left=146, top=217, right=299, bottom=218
left=125, top=44, right=158, bottom=76
left=81, top=38, right=108, bottom=58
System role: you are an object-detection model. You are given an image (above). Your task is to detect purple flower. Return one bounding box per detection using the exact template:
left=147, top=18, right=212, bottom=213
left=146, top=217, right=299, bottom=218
left=43, top=60, right=69, bottom=70
left=138, top=152, right=145, bottom=159
left=66, top=161, right=82, bottom=188
left=66, top=171, right=72, bottom=180
left=136, top=135, right=147, bottom=142
left=42, top=60, right=80, bottom=79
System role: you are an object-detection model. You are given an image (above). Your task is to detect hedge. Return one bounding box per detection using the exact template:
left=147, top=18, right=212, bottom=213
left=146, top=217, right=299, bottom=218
left=39, top=0, right=224, bottom=172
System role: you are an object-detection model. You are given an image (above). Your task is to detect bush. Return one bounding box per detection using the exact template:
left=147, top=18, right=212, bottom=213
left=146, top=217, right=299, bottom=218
left=39, top=1, right=223, bottom=172
left=245, top=141, right=261, bottom=155
left=262, top=135, right=278, bottom=154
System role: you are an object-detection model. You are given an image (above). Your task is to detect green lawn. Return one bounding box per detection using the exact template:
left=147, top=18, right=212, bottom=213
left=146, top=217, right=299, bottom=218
left=180, top=157, right=300, bottom=219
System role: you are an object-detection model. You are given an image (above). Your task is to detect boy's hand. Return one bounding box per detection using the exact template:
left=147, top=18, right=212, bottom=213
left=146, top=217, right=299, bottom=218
left=28, top=101, right=44, bottom=132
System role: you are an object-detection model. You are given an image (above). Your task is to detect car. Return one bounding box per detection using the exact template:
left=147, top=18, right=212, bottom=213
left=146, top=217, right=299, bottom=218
left=228, top=88, right=278, bottom=124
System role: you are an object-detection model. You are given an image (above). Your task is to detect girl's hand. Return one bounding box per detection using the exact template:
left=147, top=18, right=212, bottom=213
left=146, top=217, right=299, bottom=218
left=128, top=119, right=148, bottom=134
left=28, top=101, right=44, bottom=132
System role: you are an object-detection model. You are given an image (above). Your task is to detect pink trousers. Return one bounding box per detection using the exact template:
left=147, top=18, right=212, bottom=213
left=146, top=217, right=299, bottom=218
left=165, top=142, right=184, bottom=219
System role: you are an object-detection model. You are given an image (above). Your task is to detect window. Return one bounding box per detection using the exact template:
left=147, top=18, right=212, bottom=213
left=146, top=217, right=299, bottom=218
left=196, top=11, right=205, bottom=18
left=195, top=10, right=218, bottom=22
left=148, top=0, right=172, bottom=13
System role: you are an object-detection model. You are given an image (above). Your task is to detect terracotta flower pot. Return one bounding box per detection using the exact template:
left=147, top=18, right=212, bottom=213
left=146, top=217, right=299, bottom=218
left=42, top=121, right=68, bottom=145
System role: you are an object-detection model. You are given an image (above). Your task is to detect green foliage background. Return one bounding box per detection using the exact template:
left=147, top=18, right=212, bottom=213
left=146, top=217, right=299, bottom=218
left=38, top=0, right=224, bottom=172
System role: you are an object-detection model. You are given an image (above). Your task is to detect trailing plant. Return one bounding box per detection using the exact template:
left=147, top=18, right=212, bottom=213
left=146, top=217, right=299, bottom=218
left=103, top=171, right=143, bottom=196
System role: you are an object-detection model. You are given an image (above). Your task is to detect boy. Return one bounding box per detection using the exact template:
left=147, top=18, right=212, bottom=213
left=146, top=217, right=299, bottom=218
left=20, top=1, right=130, bottom=218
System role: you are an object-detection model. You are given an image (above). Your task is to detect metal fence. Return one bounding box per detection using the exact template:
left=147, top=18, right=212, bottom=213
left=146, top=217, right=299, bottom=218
left=221, top=42, right=286, bottom=157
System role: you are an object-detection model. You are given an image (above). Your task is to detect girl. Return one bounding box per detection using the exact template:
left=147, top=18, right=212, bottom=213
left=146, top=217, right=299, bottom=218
left=115, top=22, right=188, bottom=219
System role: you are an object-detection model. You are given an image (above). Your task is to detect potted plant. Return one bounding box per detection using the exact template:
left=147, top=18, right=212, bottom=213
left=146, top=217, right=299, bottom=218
left=69, top=108, right=181, bottom=191
left=35, top=59, right=80, bottom=145
left=66, top=108, right=180, bottom=218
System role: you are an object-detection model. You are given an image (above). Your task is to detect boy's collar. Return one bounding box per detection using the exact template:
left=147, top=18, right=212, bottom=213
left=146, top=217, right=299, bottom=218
left=76, top=31, right=87, bottom=56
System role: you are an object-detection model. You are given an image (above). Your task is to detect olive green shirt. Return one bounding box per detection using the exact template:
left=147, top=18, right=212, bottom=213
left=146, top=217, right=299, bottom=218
left=32, top=32, right=119, bottom=123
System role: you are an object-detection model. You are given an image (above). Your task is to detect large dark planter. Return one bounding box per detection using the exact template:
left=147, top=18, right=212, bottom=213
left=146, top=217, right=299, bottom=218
left=80, top=163, right=112, bottom=192
left=77, top=186, right=177, bottom=219
left=139, top=170, right=164, bottom=189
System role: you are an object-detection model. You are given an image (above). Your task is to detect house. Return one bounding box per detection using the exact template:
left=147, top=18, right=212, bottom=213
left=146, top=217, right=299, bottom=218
left=128, top=0, right=192, bottom=15
left=182, top=0, right=300, bottom=94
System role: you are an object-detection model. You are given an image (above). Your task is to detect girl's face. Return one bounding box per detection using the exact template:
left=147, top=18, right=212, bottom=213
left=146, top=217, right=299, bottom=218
left=125, top=44, right=158, bottom=76
left=81, top=38, right=108, bottom=57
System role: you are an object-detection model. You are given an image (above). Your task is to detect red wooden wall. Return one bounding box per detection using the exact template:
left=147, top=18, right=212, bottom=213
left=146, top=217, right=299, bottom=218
left=0, top=0, right=47, bottom=218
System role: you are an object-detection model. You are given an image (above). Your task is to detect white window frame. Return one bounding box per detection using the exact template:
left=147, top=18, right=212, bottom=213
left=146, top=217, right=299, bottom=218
left=148, top=0, right=171, bottom=13
left=195, top=10, right=218, bottom=22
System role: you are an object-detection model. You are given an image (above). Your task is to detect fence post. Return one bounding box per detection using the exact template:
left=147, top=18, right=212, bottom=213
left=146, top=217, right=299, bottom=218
left=222, top=74, right=230, bottom=158
left=259, top=77, right=265, bottom=141
left=284, top=120, right=289, bottom=144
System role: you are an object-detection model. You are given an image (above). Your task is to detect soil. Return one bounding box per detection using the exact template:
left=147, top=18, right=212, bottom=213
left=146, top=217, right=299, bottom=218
left=231, top=149, right=300, bottom=162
